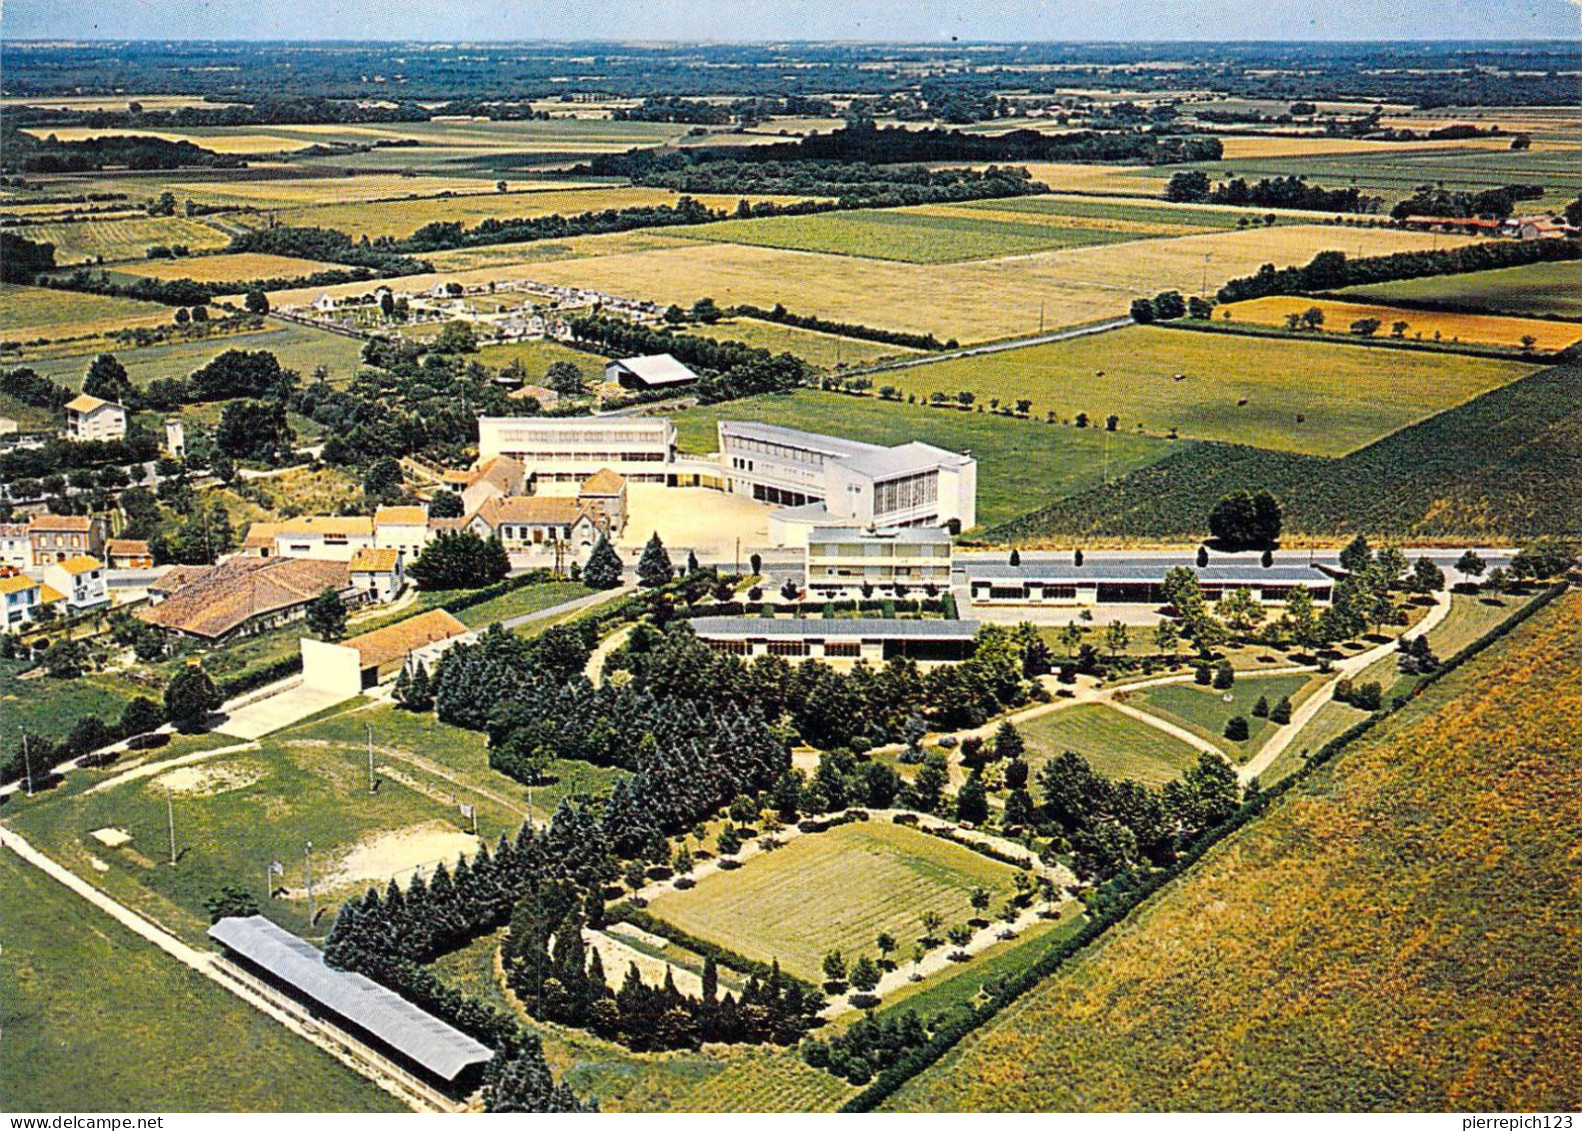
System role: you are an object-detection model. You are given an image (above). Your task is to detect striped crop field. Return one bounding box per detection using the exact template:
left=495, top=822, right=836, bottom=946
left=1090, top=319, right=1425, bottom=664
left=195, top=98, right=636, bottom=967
left=5, top=215, right=230, bottom=264
left=1017, top=703, right=1205, bottom=786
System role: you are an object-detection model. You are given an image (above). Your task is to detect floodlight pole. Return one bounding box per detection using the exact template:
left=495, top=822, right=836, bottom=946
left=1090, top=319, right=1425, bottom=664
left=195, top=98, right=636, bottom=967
left=166, top=795, right=177, bottom=865
left=21, top=735, right=33, bottom=798
left=366, top=722, right=376, bottom=794
left=305, top=842, right=315, bottom=926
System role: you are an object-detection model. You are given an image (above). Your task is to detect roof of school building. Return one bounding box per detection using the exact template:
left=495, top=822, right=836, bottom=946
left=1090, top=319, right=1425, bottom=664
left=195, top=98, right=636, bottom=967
left=690, top=617, right=981, bottom=640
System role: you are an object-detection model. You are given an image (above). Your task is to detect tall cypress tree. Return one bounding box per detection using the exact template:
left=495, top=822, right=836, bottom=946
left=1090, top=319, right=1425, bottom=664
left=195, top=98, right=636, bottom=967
left=637, top=532, right=674, bottom=588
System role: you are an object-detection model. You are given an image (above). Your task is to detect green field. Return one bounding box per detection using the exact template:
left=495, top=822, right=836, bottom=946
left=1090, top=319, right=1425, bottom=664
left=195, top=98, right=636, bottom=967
left=474, top=338, right=608, bottom=383
left=0, top=282, right=169, bottom=336
left=645, top=819, right=1022, bottom=984
left=670, top=206, right=1142, bottom=264
left=1257, top=697, right=1370, bottom=786
left=1424, top=590, right=1537, bottom=659
left=955, top=195, right=1273, bottom=229
left=1126, top=673, right=1314, bottom=761
left=670, top=389, right=1176, bottom=529
left=886, top=324, right=1539, bottom=457
left=885, top=592, right=1582, bottom=1111
left=0, top=850, right=405, bottom=1113
left=1017, top=702, right=1205, bottom=786
left=1338, top=261, right=1582, bottom=320
left=6, top=215, right=231, bottom=264
left=25, top=322, right=369, bottom=389
left=2, top=659, right=142, bottom=747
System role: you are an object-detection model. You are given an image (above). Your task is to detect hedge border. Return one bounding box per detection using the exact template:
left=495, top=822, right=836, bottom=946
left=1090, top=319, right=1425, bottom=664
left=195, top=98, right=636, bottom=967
left=838, top=581, right=1569, bottom=1111
left=608, top=904, right=821, bottom=997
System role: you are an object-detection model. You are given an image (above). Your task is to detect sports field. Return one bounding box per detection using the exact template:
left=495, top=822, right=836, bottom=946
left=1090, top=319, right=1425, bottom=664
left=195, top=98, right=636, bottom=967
left=883, top=324, right=1538, bottom=456
left=1125, top=673, right=1315, bottom=761
left=644, top=819, right=1023, bottom=984
left=1222, top=296, right=1582, bottom=352
left=885, top=593, right=1582, bottom=1111
left=0, top=851, right=404, bottom=1113
left=114, top=251, right=344, bottom=284
left=1337, top=260, right=1582, bottom=319
left=26, top=323, right=368, bottom=389
left=0, top=282, right=172, bottom=338
left=8, top=215, right=231, bottom=264
left=1018, top=702, right=1204, bottom=786
left=669, top=389, right=1176, bottom=528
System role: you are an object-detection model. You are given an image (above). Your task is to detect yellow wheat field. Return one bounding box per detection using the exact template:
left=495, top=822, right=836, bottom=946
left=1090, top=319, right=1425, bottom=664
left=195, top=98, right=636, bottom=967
left=19, top=127, right=318, bottom=154
left=115, top=252, right=345, bottom=284
left=1225, top=295, right=1582, bottom=351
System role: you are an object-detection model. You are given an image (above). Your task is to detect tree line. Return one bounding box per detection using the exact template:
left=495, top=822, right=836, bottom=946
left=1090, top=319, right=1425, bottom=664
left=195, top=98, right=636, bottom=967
left=567, top=314, right=811, bottom=404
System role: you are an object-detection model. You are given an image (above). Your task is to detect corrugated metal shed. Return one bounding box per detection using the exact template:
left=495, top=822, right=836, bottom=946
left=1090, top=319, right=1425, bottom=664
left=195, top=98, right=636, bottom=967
left=208, top=916, right=492, bottom=1082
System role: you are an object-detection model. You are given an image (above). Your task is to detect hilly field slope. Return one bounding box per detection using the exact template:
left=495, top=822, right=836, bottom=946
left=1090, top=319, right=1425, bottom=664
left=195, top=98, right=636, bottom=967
left=885, top=591, right=1582, bottom=1112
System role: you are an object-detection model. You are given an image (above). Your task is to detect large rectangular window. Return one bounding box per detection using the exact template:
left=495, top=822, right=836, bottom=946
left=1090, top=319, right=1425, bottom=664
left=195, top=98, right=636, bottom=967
left=873, top=471, right=938, bottom=515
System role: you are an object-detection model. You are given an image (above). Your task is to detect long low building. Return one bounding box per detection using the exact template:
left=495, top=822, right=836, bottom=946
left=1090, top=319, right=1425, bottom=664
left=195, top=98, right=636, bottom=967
left=208, top=915, right=493, bottom=1094
left=806, top=525, right=953, bottom=596
left=690, top=615, right=980, bottom=662
left=476, top=416, right=677, bottom=484
left=965, top=558, right=1335, bottom=607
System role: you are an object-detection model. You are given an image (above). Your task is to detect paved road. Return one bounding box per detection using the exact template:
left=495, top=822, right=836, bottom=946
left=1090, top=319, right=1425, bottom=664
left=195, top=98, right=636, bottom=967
left=498, top=580, right=635, bottom=630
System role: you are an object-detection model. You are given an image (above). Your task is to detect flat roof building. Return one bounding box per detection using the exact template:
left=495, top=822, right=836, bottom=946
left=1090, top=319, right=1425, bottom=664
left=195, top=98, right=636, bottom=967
left=477, top=417, right=677, bottom=484
left=965, top=557, right=1335, bottom=607
left=806, top=525, right=953, bottom=595
left=208, top=915, right=492, bottom=1093
left=718, top=421, right=976, bottom=547
left=690, top=615, right=980, bottom=663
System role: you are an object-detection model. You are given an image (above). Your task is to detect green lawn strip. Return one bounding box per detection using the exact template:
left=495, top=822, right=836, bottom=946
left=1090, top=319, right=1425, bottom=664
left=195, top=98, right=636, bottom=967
left=956, top=195, right=1252, bottom=228
left=1255, top=698, right=1372, bottom=788
left=0, top=850, right=404, bottom=1113
left=1018, top=702, right=1204, bottom=786
left=1124, top=672, right=1316, bottom=762
left=670, top=389, right=1175, bottom=529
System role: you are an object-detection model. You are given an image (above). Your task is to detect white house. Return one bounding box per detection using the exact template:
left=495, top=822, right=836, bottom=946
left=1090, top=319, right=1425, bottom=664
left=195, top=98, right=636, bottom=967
left=312, top=293, right=338, bottom=313
left=266, top=516, right=377, bottom=562
left=348, top=548, right=405, bottom=603
left=43, top=555, right=109, bottom=612
left=466, top=496, right=604, bottom=563
left=373, top=505, right=432, bottom=561
left=0, top=523, right=30, bottom=570
left=64, top=395, right=127, bottom=443
left=0, top=573, right=64, bottom=631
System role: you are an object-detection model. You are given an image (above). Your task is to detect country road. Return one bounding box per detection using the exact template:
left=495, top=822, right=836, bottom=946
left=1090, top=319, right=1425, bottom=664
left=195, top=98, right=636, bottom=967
left=839, top=316, right=1133, bottom=378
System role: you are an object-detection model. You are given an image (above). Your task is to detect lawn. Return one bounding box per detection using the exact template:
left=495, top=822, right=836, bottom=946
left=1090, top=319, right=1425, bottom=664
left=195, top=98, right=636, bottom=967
left=1124, top=673, right=1314, bottom=761
left=8, top=215, right=231, bottom=264
left=669, top=389, right=1176, bottom=529
left=1257, top=697, right=1371, bottom=787
left=1336, top=260, right=1582, bottom=320
left=1018, top=702, right=1205, bottom=785
left=1425, top=590, right=1537, bottom=659
left=0, top=850, right=404, bottom=1113
left=885, top=592, right=1582, bottom=1112
left=474, top=338, right=607, bottom=382
left=644, top=818, right=1023, bottom=985
left=447, top=580, right=590, bottom=629
left=1221, top=296, right=1581, bottom=353
left=0, top=282, right=171, bottom=338
left=25, top=322, right=369, bottom=388
left=669, top=206, right=1143, bottom=264
left=1, top=659, right=142, bottom=748
left=884, top=324, right=1538, bottom=457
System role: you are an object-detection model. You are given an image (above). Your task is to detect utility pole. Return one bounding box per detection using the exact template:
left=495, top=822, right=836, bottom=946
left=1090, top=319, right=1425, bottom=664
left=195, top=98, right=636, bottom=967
left=305, top=842, right=315, bottom=926
left=166, top=795, right=177, bottom=865
left=21, top=735, right=33, bottom=798
left=1038, top=299, right=1045, bottom=334
left=366, top=722, right=376, bottom=794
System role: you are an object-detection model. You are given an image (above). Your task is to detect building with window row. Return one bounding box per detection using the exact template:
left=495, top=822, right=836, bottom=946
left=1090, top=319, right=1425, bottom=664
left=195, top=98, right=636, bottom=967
left=965, top=558, right=1335, bottom=607
left=690, top=616, right=980, bottom=663
left=805, top=525, right=954, bottom=596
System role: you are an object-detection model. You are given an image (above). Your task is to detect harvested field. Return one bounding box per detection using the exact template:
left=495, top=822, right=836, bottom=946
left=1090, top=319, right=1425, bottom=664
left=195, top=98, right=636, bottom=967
left=886, top=593, right=1582, bottom=1111
left=422, top=230, right=699, bottom=273
left=1215, top=134, right=1514, bottom=160
left=160, top=172, right=532, bottom=207
left=1015, top=162, right=1170, bottom=196
left=644, top=819, right=1023, bottom=985
left=6, top=215, right=229, bottom=264
left=885, top=324, right=1536, bottom=456
left=19, top=126, right=318, bottom=154
left=1222, top=296, right=1582, bottom=352
left=114, top=251, right=343, bottom=284
left=0, top=283, right=171, bottom=339
left=687, top=316, right=920, bottom=368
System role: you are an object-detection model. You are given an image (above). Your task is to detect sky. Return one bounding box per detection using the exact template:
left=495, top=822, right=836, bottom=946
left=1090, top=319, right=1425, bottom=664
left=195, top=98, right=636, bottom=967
left=3, top=0, right=1580, bottom=42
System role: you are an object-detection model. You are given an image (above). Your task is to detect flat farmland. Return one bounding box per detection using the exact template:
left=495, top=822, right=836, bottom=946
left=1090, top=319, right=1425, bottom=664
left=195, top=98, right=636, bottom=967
left=7, top=215, right=230, bottom=264
left=160, top=172, right=536, bottom=208
left=0, top=282, right=171, bottom=339
left=27, top=323, right=368, bottom=389
left=1337, top=260, right=1582, bottom=319
left=885, top=593, right=1582, bottom=1111
left=644, top=819, right=1023, bottom=984
left=883, top=325, right=1538, bottom=456
left=0, top=851, right=404, bottom=1113
left=1222, top=296, right=1582, bottom=352
left=1018, top=702, right=1204, bottom=786
left=953, top=194, right=1288, bottom=229
left=669, top=390, right=1175, bottom=528
left=422, top=229, right=700, bottom=273
left=1015, top=162, right=1170, bottom=196
left=114, top=251, right=343, bottom=283
left=1214, top=134, right=1513, bottom=160
left=19, top=126, right=318, bottom=154
left=669, top=206, right=1143, bottom=264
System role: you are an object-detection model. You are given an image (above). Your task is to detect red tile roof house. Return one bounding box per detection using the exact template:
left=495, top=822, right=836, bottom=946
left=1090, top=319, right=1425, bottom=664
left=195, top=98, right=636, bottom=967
left=138, top=557, right=354, bottom=641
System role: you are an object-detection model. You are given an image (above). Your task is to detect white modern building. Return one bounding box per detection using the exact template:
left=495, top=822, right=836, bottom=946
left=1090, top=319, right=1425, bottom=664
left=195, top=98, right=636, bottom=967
left=64, top=395, right=127, bottom=443
left=267, top=516, right=376, bottom=562
left=691, top=616, right=980, bottom=663
left=717, top=421, right=977, bottom=546
left=477, top=417, right=678, bottom=484
left=806, top=526, right=954, bottom=596
left=964, top=558, right=1336, bottom=607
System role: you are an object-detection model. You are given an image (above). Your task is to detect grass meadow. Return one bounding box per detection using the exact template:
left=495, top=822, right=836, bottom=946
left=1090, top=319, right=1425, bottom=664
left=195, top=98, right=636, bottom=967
left=114, top=251, right=343, bottom=284
left=884, top=592, right=1582, bottom=1111
left=26, top=323, right=369, bottom=388
left=1124, top=672, right=1315, bottom=761
left=645, top=819, right=1023, bottom=984
left=1017, top=702, right=1205, bottom=786
left=1337, top=260, right=1582, bottom=319
left=669, top=389, right=1176, bottom=529
left=0, top=851, right=404, bottom=1113
left=1222, top=296, right=1582, bottom=352
left=0, top=282, right=171, bottom=338
left=9, top=215, right=231, bottom=264
left=885, top=324, right=1538, bottom=456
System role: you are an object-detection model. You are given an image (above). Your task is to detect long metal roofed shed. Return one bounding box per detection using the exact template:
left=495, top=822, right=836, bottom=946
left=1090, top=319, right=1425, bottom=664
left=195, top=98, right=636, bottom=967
left=208, top=915, right=493, bottom=1089
left=606, top=353, right=701, bottom=389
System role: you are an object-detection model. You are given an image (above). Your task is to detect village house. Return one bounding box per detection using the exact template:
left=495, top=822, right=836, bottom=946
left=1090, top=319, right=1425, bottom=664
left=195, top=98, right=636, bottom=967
left=349, top=547, right=405, bottom=603
left=577, top=468, right=628, bottom=536
left=466, top=495, right=605, bottom=561
left=42, top=555, right=109, bottom=612
left=444, top=454, right=528, bottom=514
left=105, top=539, right=154, bottom=569
left=139, top=557, right=354, bottom=641
left=27, top=514, right=107, bottom=567
left=0, top=523, right=30, bottom=570
left=63, top=394, right=128, bottom=443
left=266, top=515, right=377, bottom=563
left=373, top=505, right=432, bottom=560
left=0, top=573, right=65, bottom=632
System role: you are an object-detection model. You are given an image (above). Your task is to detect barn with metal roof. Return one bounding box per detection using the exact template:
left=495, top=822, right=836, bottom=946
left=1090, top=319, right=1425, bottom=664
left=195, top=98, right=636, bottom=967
left=208, top=916, right=493, bottom=1092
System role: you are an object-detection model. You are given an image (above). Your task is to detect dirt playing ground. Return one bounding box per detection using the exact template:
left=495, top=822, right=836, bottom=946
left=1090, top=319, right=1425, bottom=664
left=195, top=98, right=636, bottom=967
left=618, top=484, right=772, bottom=559
left=324, top=821, right=480, bottom=891
left=152, top=761, right=266, bottom=797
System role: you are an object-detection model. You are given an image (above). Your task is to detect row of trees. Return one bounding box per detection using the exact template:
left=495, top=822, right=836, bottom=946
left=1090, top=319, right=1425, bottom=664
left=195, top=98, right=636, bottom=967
left=1166, top=170, right=1383, bottom=213
left=567, top=314, right=811, bottom=405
